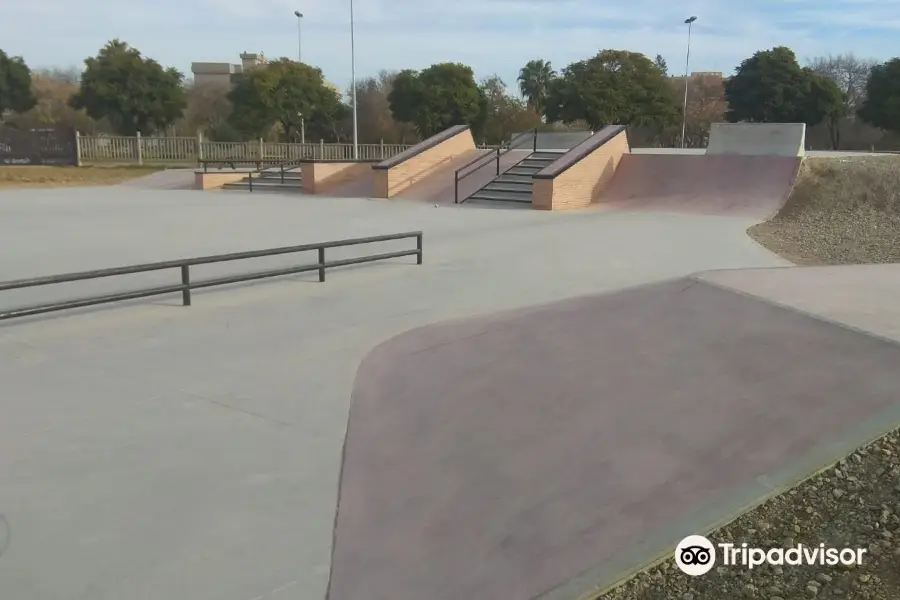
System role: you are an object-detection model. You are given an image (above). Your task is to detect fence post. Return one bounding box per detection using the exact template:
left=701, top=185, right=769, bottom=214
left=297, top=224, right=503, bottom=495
left=135, top=132, right=143, bottom=166
left=258, top=138, right=264, bottom=161
left=319, top=139, right=325, bottom=160
left=416, top=233, right=423, bottom=265
left=181, top=265, right=192, bottom=306
left=197, top=131, right=204, bottom=162
left=380, top=139, right=385, bottom=159
left=318, top=247, right=326, bottom=282
left=74, top=131, right=82, bottom=167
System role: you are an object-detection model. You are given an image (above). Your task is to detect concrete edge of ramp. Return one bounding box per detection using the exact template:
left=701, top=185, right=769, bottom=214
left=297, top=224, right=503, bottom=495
left=326, top=273, right=900, bottom=600
left=706, top=122, right=806, bottom=157
left=117, top=168, right=196, bottom=190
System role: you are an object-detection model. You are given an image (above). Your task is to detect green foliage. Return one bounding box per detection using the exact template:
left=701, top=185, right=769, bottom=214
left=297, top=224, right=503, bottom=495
left=654, top=54, right=668, bottom=76
left=227, top=59, right=345, bottom=141
left=387, top=70, right=422, bottom=125
left=545, top=50, right=679, bottom=130
left=0, top=50, right=37, bottom=116
left=70, top=40, right=186, bottom=135
left=857, top=58, right=900, bottom=133
left=517, top=59, right=555, bottom=117
left=387, top=63, right=483, bottom=137
left=478, top=75, right=542, bottom=144
left=724, top=46, right=846, bottom=127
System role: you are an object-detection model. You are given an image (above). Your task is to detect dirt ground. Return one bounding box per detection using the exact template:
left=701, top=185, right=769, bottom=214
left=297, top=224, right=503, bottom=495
left=748, top=157, right=900, bottom=265
left=0, top=165, right=163, bottom=189
left=591, top=156, right=900, bottom=600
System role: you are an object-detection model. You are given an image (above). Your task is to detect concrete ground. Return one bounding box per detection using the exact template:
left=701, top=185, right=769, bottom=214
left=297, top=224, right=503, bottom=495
left=0, top=185, right=786, bottom=600
left=329, top=273, right=900, bottom=600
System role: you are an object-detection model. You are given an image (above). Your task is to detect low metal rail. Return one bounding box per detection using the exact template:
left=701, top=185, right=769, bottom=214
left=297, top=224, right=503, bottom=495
left=0, top=231, right=423, bottom=321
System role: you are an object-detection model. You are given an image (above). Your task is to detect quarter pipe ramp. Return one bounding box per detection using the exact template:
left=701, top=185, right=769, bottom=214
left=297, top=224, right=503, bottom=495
left=601, top=154, right=801, bottom=219
left=706, top=122, right=806, bottom=157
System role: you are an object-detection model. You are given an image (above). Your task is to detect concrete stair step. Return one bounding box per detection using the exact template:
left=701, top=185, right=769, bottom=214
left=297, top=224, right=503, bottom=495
left=467, top=189, right=532, bottom=203
left=482, top=183, right=534, bottom=194
left=506, top=166, right=544, bottom=176
left=492, top=176, right=533, bottom=186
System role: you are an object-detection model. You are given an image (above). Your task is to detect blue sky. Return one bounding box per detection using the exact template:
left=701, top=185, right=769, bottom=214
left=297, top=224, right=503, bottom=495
left=2, top=0, right=898, bottom=95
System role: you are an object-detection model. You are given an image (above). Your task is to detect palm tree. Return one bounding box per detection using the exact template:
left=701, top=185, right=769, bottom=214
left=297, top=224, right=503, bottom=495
left=517, top=59, right=555, bottom=118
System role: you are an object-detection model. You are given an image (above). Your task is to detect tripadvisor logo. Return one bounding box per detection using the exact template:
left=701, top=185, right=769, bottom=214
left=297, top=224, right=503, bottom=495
left=674, top=534, right=867, bottom=576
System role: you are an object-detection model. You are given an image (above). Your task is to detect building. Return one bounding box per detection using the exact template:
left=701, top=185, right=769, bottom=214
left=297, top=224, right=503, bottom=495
left=190, top=52, right=268, bottom=88
left=190, top=52, right=341, bottom=96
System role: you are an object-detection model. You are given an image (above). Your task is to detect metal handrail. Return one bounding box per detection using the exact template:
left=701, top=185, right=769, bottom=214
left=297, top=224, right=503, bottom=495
left=0, top=231, right=423, bottom=321
left=453, top=128, right=538, bottom=203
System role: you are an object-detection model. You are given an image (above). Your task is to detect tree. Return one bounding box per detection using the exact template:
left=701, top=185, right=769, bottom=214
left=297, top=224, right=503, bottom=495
left=6, top=71, right=107, bottom=133
left=857, top=58, right=900, bottom=133
left=517, top=59, right=556, bottom=117
left=669, top=73, right=727, bottom=147
left=177, top=82, right=233, bottom=137
left=70, top=40, right=185, bottom=135
left=350, top=71, right=418, bottom=144
left=807, top=54, right=876, bottom=149
left=805, top=74, right=849, bottom=149
left=808, top=54, right=875, bottom=112
left=654, top=54, right=669, bottom=76
left=387, top=63, right=483, bottom=137
left=477, top=75, right=542, bottom=144
left=228, top=59, right=345, bottom=141
left=724, top=46, right=846, bottom=130
left=544, top=49, right=679, bottom=130
left=0, top=50, right=37, bottom=118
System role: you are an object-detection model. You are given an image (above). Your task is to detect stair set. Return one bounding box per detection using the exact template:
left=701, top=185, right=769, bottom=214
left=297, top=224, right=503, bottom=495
left=221, top=166, right=304, bottom=192
left=465, top=150, right=566, bottom=204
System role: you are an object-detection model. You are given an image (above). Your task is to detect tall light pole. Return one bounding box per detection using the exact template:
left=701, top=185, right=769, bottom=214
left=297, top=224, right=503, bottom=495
left=681, top=16, right=697, bottom=149
left=350, top=0, right=358, bottom=159
left=293, top=11, right=303, bottom=62
left=294, top=11, right=305, bottom=144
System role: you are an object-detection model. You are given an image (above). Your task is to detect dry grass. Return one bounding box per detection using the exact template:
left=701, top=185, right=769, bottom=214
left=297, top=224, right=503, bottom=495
left=0, top=165, right=164, bottom=189
left=748, top=157, right=900, bottom=264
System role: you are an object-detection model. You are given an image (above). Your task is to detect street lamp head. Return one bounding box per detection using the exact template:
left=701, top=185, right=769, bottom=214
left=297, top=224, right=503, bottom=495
left=294, top=10, right=303, bottom=18
left=685, top=16, right=697, bottom=23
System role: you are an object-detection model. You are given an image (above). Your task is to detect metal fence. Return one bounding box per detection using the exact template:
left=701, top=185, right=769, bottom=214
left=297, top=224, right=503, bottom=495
left=75, top=133, right=413, bottom=165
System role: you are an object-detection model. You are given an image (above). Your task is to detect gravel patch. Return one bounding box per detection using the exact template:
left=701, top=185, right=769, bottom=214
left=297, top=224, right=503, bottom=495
left=748, top=157, right=900, bottom=265
left=592, top=428, right=900, bottom=599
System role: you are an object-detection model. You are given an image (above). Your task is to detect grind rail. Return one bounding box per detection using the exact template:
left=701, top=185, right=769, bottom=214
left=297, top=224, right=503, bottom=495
left=0, top=231, right=423, bottom=321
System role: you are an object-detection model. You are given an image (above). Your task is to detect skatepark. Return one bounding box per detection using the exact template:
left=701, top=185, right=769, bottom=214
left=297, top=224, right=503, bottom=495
left=1, top=121, right=899, bottom=600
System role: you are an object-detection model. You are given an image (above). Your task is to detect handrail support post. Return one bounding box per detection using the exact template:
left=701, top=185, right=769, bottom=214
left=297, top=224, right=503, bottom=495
left=416, top=234, right=423, bottom=264
left=181, top=265, right=191, bottom=306
left=318, top=247, right=326, bottom=282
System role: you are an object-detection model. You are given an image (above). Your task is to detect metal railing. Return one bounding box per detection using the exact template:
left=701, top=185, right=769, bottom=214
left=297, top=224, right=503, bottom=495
left=76, top=134, right=413, bottom=165
left=0, top=232, right=423, bottom=321
left=453, top=129, right=538, bottom=204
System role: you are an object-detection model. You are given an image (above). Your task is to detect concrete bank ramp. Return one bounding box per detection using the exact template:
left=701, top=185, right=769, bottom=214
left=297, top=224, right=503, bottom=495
left=600, top=154, right=801, bottom=219
left=327, top=276, right=900, bottom=600
left=706, top=122, right=806, bottom=157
